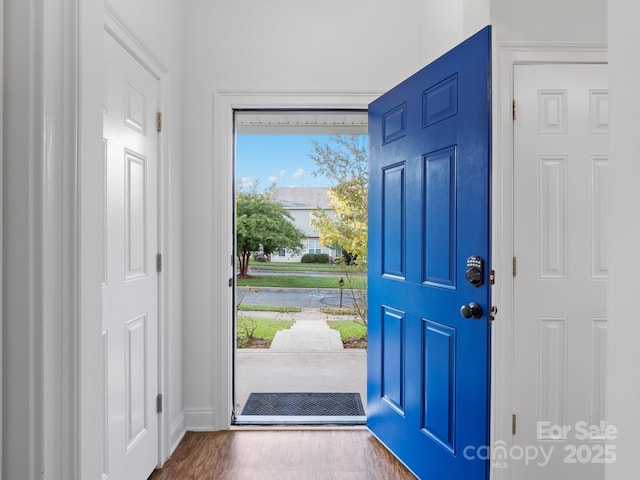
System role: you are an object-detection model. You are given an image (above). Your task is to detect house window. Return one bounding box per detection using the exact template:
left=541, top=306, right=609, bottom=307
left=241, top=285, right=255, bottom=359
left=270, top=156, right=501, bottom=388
left=277, top=248, right=286, bottom=256
left=308, top=239, right=322, bottom=254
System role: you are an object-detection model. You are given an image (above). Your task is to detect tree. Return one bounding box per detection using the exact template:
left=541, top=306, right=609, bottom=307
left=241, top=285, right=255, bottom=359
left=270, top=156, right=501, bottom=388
left=236, top=190, right=305, bottom=278
left=309, top=135, right=368, bottom=263
left=310, top=135, right=368, bottom=324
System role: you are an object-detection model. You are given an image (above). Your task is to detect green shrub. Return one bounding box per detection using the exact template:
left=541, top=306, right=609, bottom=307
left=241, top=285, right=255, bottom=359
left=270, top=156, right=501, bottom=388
left=301, top=253, right=329, bottom=264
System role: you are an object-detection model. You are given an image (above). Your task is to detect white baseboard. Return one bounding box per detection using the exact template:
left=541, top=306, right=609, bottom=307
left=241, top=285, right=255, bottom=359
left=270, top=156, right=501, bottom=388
left=169, top=412, right=187, bottom=455
left=183, top=409, right=220, bottom=431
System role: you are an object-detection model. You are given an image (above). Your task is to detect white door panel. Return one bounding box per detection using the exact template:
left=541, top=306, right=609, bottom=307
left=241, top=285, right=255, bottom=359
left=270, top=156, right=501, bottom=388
left=513, top=64, right=608, bottom=479
left=103, top=30, right=159, bottom=480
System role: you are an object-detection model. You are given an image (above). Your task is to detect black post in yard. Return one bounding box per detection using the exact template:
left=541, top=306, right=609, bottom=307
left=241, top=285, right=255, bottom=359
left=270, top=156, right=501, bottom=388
left=338, top=277, right=344, bottom=308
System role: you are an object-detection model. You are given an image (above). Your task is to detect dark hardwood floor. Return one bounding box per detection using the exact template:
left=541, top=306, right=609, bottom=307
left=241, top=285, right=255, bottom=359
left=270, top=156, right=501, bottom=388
left=148, top=428, right=417, bottom=479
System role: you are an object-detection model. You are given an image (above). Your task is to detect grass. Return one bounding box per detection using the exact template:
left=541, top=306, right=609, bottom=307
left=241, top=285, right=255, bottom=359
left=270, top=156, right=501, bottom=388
left=237, top=275, right=347, bottom=289
left=237, top=304, right=301, bottom=313
left=247, top=262, right=342, bottom=273
left=236, top=316, right=294, bottom=348
left=322, top=307, right=359, bottom=315
left=327, top=320, right=367, bottom=343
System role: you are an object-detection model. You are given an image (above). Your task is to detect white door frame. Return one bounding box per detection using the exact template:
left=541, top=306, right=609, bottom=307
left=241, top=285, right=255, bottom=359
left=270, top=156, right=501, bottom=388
left=491, top=42, right=607, bottom=480
left=104, top=4, right=172, bottom=466
left=210, top=90, right=380, bottom=429
left=3, top=0, right=82, bottom=477
left=0, top=0, right=4, bottom=472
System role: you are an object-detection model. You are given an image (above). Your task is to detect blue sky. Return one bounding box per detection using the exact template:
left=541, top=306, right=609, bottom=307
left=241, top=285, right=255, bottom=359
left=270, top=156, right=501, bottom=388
left=235, top=134, right=333, bottom=191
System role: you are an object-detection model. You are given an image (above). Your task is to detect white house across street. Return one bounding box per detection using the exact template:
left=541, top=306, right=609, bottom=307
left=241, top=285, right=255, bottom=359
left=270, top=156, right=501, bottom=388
left=271, top=187, right=341, bottom=262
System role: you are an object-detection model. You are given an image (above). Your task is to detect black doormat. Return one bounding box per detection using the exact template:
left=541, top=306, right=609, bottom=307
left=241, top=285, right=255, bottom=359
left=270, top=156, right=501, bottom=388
left=241, top=392, right=365, bottom=416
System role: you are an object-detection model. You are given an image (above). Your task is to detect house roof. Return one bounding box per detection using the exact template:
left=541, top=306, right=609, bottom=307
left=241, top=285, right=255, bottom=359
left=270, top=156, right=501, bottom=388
left=272, top=187, right=332, bottom=209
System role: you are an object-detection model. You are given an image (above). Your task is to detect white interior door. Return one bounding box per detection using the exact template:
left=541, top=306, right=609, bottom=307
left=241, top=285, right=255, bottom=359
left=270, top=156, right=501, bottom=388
left=103, top=30, right=159, bottom=480
left=512, top=64, right=608, bottom=479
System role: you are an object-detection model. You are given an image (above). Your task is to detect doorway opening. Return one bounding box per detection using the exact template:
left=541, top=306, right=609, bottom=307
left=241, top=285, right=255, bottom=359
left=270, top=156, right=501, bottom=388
left=232, top=109, right=368, bottom=424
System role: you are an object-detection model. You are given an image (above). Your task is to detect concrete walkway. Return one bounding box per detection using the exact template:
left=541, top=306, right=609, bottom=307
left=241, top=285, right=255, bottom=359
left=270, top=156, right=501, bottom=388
left=235, top=308, right=367, bottom=416
left=270, top=316, right=344, bottom=351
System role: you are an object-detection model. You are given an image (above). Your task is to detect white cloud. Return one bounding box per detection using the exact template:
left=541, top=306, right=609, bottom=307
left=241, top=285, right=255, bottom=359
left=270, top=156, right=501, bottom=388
left=268, top=176, right=278, bottom=184
left=279, top=169, right=286, bottom=177
left=238, top=176, right=254, bottom=189
left=292, top=168, right=305, bottom=179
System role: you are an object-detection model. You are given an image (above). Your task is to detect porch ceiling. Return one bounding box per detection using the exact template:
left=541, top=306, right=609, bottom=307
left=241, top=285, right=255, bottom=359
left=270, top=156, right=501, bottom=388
left=235, top=110, right=368, bottom=135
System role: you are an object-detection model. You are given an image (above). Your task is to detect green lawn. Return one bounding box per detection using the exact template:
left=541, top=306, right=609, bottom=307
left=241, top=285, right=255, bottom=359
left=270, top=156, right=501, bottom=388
left=327, top=319, right=367, bottom=343
left=247, top=262, right=342, bottom=273
left=237, top=304, right=301, bottom=313
left=236, top=316, right=294, bottom=348
left=237, top=275, right=347, bottom=289
left=322, top=307, right=359, bottom=315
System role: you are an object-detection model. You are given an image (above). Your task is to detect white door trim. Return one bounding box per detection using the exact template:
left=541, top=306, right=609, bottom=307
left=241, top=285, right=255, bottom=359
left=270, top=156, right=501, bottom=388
left=104, top=4, right=172, bottom=467
left=491, top=42, right=607, bottom=480
left=209, top=90, right=380, bottom=429
left=3, top=0, right=85, bottom=477
left=0, top=0, right=5, bottom=473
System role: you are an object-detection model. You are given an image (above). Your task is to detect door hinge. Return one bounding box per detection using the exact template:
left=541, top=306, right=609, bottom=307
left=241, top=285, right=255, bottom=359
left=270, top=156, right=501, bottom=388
left=512, top=256, right=517, bottom=277
left=157, top=394, right=163, bottom=413
left=228, top=277, right=233, bottom=287
left=156, top=253, right=163, bottom=273
left=156, top=112, right=163, bottom=132
left=512, top=413, right=517, bottom=435
left=512, top=99, right=517, bottom=121
left=489, top=269, right=495, bottom=285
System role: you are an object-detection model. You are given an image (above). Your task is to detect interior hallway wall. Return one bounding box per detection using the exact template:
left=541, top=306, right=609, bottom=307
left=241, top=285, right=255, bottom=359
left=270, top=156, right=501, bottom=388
left=491, top=0, right=606, bottom=42
left=182, top=0, right=608, bottom=432
left=607, top=1, right=640, bottom=479
left=181, top=0, right=435, bottom=428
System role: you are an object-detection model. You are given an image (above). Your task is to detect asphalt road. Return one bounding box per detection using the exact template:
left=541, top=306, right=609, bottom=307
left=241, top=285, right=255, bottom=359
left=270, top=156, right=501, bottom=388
left=237, top=287, right=355, bottom=309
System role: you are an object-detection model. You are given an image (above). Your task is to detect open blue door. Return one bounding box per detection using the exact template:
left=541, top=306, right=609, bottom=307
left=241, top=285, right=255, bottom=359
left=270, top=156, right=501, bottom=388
left=368, top=27, right=491, bottom=479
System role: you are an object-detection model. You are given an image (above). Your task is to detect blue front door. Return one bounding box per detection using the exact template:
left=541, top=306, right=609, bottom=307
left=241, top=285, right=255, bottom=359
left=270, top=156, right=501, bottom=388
left=367, top=27, right=492, bottom=479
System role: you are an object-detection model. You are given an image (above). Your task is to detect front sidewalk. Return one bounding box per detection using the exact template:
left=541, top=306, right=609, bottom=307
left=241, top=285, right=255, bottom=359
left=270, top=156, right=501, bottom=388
left=235, top=349, right=367, bottom=415
left=234, top=308, right=367, bottom=417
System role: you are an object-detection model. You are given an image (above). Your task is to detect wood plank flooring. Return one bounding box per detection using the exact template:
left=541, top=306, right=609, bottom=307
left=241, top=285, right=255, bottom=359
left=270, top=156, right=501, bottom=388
left=148, top=429, right=417, bottom=479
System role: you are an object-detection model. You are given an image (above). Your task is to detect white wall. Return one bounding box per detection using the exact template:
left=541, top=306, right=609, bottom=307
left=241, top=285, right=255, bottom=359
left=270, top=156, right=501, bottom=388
left=182, top=0, right=436, bottom=428
left=4, top=0, right=611, bottom=473
left=182, top=0, right=610, bottom=431
left=178, top=0, right=612, bottom=442
left=491, top=0, right=606, bottom=42
left=419, top=0, right=464, bottom=61
left=420, top=0, right=607, bottom=57
left=5, top=0, right=629, bottom=478
left=607, top=1, right=640, bottom=479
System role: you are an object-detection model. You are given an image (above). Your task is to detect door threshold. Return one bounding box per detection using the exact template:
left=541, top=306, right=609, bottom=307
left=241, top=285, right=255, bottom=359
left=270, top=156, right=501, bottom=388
left=233, top=415, right=366, bottom=426
left=230, top=424, right=368, bottom=431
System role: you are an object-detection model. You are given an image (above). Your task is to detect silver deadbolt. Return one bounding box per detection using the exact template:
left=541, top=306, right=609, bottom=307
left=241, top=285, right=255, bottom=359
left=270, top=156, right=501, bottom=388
left=460, top=302, right=483, bottom=319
